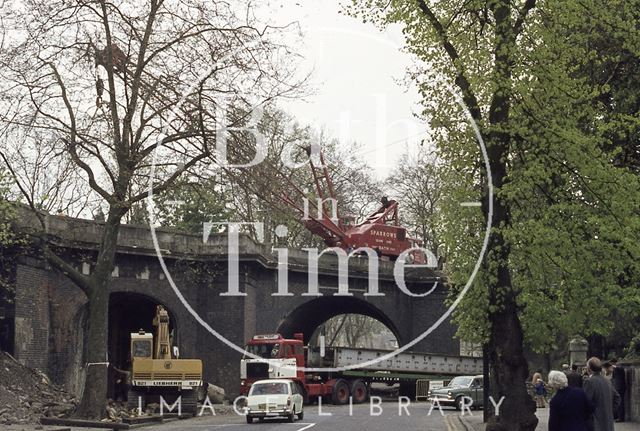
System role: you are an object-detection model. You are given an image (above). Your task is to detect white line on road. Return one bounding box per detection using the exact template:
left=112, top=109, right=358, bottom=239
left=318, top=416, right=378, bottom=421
left=177, top=422, right=317, bottom=429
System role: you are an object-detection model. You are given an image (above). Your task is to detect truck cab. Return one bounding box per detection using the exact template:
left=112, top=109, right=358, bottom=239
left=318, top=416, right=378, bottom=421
left=240, top=334, right=305, bottom=395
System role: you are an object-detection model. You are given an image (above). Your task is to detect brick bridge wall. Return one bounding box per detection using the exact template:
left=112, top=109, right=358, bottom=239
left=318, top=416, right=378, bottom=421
left=10, top=212, right=459, bottom=398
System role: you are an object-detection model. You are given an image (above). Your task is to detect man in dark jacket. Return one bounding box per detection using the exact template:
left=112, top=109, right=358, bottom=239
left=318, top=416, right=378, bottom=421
left=583, top=357, right=620, bottom=431
left=566, top=363, right=584, bottom=388
left=548, top=370, right=593, bottom=431
left=610, top=358, right=626, bottom=422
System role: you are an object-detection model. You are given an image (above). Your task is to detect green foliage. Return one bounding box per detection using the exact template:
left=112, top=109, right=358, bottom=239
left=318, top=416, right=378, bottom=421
left=624, top=334, right=640, bottom=360
left=0, top=170, right=19, bottom=297
left=129, top=177, right=232, bottom=234
left=0, top=172, right=14, bottom=243
left=351, top=0, right=640, bottom=353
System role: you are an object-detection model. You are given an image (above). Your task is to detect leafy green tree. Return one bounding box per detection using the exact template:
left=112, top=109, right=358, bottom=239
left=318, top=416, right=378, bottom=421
left=350, top=1, right=640, bottom=429
left=128, top=177, right=231, bottom=233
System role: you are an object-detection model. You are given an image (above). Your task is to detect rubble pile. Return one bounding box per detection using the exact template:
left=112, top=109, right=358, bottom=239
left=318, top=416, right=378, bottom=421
left=105, top=400, right=139, bottom=421
left=0, top=351, right=77, bottom=425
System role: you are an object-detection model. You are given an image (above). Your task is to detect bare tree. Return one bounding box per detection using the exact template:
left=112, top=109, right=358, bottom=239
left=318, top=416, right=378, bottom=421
left=314, top=314, right=396, bottom=349
left=0, top=0, right=302, bottom=418
left=386, top=149, right=443, bottom=259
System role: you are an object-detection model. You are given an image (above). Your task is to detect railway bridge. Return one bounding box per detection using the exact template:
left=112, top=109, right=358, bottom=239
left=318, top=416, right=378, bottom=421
left=3, top=211, right=460, bottom=398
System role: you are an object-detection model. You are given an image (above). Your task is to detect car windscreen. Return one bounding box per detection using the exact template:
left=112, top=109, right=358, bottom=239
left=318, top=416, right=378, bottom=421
left=448, top=376, right=473, bottom=387
left=250, top=382, right=289, bottom=396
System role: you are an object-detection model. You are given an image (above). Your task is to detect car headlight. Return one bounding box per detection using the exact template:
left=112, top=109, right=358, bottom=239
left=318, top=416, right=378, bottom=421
left=447, top=392, right=453, bottom=399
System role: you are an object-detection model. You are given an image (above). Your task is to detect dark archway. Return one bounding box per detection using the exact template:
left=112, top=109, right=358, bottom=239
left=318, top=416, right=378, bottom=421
left=276, top=297, right=402, bottom=346
left=107, top=292, right=176, bottom=399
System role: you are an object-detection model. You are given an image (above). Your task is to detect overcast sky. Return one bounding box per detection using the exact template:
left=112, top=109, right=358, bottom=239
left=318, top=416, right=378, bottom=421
left=269, top=0, right=427, bottom=179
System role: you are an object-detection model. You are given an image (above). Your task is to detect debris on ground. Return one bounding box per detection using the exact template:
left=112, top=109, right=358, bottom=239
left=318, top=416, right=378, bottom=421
left=0, top=351, right=77, bottom=426
left=206, top=383, right=226, bottom=404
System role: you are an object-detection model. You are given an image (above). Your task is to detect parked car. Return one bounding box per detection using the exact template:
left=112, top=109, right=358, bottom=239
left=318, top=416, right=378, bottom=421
left=245, top=379, right=304, bottom=423
left=427, top=375, right=484, bottom=410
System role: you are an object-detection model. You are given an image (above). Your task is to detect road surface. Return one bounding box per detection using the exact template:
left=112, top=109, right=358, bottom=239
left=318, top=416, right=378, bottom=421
left=147, top=401, right=470, bottom=431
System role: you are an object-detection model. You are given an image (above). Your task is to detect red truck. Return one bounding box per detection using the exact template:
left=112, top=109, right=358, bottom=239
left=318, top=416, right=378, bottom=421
left=239, top=333, right=482, bottom=405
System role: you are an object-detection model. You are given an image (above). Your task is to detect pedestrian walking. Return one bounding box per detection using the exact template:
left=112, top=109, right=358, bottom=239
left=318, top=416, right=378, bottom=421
left=583, top=357, right=620, bottom=431
left=610, top=358, right=626, bottom=422
left=532, top=372, right=547, bottom=408
left=548, top=370, right=593, bottom=431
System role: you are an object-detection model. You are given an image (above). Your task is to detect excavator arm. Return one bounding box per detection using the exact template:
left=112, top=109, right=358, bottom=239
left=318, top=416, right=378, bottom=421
left=153, top=305, right=172, bottom=360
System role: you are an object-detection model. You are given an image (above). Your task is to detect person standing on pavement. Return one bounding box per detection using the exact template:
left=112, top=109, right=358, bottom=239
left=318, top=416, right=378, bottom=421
left=610, top=358, right=626, bottom=422
left=603, top=362, right=613, bottom=381
left=566, top=363, right=584, bottom=388
left=583, top=357, right=620, bottom=431
left=548, top=370, right=593, bottom=431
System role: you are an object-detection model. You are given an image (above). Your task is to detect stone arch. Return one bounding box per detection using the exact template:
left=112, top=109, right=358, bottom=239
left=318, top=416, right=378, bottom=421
left=275, top=296, right=403, bottom=346
left=107, top=292, right=177, bottom=399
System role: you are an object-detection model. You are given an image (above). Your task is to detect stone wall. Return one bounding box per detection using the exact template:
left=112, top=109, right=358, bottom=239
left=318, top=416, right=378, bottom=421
left=621, top=360, right=640, bottom=422
left=14, top=258, right=50, bottom=371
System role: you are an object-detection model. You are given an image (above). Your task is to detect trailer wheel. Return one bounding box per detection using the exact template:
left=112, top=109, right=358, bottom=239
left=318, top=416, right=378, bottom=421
left=350, top=379, right=368, bottom=404
left=126, top=389, right=146, bottom=412
left=331, top=379, right=351, bottom=405
left=246, top=415, right=253, bottom=424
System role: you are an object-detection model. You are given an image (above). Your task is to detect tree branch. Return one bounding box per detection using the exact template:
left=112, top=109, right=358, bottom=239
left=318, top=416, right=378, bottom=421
left=513, top=0, right=536, bottom=37
left=41, top=241, right=92, bottom=295
left=47, top=62, right=115, bottom=203
left=415, top=0, right=482, bottom=122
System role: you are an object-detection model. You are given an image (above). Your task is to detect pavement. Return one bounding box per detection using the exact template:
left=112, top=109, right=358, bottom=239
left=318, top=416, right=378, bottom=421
left=460, top=407, right=640, bottom=431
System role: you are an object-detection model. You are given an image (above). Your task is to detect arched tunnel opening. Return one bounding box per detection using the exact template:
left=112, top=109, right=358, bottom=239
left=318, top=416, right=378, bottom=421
left=275, top=297, right=404, bottom=400
left=276, top=296, right=402, bottom=347
left=108, top=292, right=175, bottom=400
left=308, top=314, right=399, bottom=351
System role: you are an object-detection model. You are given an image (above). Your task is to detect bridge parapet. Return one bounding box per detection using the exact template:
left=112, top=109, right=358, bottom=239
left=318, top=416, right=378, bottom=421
left=15, top=205, right=442, bottom=283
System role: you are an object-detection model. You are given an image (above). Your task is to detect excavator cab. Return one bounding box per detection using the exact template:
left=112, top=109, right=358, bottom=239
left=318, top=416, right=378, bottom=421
left=130, top=330, right=153, bottom=360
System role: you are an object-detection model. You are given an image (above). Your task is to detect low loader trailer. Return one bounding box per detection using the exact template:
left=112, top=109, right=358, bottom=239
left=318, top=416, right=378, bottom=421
left=240, top=333, right=482, bottom=404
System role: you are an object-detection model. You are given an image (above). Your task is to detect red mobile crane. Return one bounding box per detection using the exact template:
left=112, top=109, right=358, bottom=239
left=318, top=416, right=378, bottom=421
left=280, top=147, right=425, bottom=263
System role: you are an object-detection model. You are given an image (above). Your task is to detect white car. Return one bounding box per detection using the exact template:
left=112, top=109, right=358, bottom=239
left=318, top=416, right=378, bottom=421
left=245, top=379, right=304, bottom=423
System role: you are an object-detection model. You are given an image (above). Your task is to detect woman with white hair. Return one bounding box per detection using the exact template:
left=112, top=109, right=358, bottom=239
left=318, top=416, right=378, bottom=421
left=548, top=370, right=593, bottom=431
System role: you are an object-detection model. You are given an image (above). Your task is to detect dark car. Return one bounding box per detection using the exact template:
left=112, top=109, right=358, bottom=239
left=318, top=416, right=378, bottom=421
left=427, top=375, right=484, bottom=410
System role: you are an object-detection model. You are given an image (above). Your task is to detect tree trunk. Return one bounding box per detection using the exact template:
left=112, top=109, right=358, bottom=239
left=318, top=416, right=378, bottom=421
left=75, top=207, right=125, bottom=419
left=483, top=152, right=538, bottom=431
left=482, top=2, right=539, bottom=429
left=482, top=183, right=537, bottom=430
left=75, top=283, right=110, bottom=419
left=486, top=286, right=538, bottom=430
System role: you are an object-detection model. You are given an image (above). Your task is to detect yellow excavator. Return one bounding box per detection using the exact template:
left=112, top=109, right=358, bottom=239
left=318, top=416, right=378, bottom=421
left=127, top=306, right=202, bottom=415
